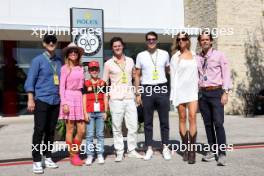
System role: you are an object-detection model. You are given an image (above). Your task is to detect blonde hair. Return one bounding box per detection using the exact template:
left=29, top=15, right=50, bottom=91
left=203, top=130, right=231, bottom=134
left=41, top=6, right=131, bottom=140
left=171, top=32, right=191, bottom=55
left=64, top=57, right=81, bottom=66
left=64, top=54, right=81, bottom=67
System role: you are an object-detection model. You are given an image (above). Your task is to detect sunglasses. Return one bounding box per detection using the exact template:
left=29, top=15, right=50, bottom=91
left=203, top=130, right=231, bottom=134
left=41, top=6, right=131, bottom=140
left=146, top=38, right=157, bottom=44
left=176, top=38, right=188, bottom=42
left=68, top=48, right=79, bottom=54
left=88, top=67, right=99, bottom=72
left=44, top=36, right=57, bottom=44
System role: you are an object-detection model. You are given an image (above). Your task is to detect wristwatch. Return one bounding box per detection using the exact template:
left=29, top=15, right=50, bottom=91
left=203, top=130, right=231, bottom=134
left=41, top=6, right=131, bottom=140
left=224, top=89, right=231, bottom=94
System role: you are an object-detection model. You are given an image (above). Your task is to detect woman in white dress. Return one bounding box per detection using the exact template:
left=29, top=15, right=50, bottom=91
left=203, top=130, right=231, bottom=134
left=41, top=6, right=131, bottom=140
left=170, top=32, right=198, bottom=164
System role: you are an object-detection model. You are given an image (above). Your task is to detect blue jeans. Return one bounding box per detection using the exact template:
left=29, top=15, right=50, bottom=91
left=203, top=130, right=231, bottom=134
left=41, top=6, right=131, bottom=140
left=86, top=112, right=105, bottom=156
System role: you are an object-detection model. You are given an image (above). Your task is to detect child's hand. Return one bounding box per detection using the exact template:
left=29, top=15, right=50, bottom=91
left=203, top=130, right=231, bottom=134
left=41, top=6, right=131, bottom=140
left=84, top=113, right=90, bottom=123
left=103, top=112, right=108, bottom=121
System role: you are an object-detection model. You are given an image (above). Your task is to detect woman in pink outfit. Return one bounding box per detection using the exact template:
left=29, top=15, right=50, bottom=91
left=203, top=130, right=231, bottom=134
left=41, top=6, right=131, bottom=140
left=59, top=42, right=86, bottom=166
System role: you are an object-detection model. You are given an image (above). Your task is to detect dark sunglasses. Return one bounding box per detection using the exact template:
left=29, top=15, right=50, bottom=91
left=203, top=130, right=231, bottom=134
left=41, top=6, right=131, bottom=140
left=88, top=67, right=99, bottom=72
left=146, top=38, right=157, bottom=44
left=176, top=38, right=188, bottom=42
left=68, top=48, right=79, bottom=54
left=44, top=36, right=57, bottom=44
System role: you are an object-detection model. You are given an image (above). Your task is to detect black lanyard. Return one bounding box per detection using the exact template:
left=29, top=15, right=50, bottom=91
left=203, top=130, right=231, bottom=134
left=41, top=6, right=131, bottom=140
left=201, top=49, right=215, bottom=75
left=202, top=56, right=208, bottom=75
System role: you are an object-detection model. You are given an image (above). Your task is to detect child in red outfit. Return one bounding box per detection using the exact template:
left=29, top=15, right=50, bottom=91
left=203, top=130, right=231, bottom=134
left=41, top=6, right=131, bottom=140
left=83, top=61, right=108, bottom=165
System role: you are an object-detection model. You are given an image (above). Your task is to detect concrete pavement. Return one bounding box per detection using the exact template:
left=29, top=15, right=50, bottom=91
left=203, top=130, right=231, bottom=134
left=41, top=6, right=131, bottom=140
left=0, top=112, right=264, bottom=176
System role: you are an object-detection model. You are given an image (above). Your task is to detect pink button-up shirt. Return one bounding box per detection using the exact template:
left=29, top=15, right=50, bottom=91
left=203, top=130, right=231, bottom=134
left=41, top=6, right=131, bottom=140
left=196, top=48, right=232, bottom=90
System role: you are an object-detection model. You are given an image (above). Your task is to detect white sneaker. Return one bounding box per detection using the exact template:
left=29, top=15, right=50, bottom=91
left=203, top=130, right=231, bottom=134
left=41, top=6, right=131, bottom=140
left=85, top=155, right=93, bottom=166
left=33, top=162, right=44, bottom=174
left=217, top=154, right=227, bottom=166
left=144, top=148, right=154, bottom=161
left=127, top=150, right=144, bottom=159
left=97, top=154, right=105, bottom=164
left=43, top=157, right=58, bottom=168
left=162, top=147, right=172, bottom=160
left=115, top=152, right=124, bottom=162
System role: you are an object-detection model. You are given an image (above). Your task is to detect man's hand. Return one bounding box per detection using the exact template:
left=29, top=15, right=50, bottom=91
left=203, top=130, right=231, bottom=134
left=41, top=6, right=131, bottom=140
left=27, top=99, right=35, bottom=112
left=103, top=112, right=108, bottom=121
left=221, top=92, right=228, bottom=105
left=134, top=68, right=142, bottom=106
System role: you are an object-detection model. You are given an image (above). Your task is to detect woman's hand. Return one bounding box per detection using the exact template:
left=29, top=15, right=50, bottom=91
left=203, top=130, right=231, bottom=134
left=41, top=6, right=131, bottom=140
left=63, top=104, right=69, bottom=114
left=136, top=95, right=142, bottom=106
left=84, top=113, right=90, bottom=123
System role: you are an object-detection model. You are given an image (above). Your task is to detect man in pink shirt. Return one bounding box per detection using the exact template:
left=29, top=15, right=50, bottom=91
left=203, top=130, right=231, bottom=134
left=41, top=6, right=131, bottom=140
left=103, top=37, right=143, bottom=162
left=196, top=31, right=232, bottom=166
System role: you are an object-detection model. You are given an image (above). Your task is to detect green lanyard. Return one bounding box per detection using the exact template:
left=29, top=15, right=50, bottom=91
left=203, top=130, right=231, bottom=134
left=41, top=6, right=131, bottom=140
left=114, top=59, right=126, bottom=72
left=43, top=52, right=58, bottom=75
left=149, top=50, right=158, bottom=71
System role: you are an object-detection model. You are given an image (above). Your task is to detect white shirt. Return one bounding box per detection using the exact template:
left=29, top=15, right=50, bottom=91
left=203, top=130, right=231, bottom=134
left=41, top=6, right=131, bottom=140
left=170, top=51, right=198, bottom=107
left=136, top=49, right=170, bottom=85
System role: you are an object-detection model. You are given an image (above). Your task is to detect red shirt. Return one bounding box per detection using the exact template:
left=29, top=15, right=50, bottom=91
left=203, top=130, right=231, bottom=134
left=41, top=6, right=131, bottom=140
left=84, top=79, right=106, bottom=113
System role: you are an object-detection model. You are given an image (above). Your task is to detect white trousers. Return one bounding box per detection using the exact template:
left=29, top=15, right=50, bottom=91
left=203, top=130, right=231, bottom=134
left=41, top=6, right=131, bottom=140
left=109, top=99, right=138, bottom=154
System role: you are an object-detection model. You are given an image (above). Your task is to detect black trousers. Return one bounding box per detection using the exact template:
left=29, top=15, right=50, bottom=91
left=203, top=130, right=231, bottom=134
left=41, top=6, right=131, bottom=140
left=32, top=100, right=59, bottom=162
left=141, top=84, right=170, bottom=147
left=198, top=89, right=226, bottom=155
left=137, top=105, right=144, bottom=124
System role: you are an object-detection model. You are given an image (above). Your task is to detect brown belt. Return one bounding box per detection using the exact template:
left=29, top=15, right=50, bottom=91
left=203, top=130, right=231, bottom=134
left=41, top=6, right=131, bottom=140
left=200, top=86, right=222, bottom=91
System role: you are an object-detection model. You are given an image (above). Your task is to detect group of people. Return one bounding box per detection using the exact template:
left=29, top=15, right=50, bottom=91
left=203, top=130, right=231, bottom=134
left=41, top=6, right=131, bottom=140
left=24, top=30, right=232, bottom=174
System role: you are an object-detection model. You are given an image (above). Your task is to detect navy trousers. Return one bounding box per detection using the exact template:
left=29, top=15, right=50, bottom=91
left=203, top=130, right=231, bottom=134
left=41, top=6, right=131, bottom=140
left=141, top=84, right=170, bottom=147
left=198, top=89, right=227, bottom=155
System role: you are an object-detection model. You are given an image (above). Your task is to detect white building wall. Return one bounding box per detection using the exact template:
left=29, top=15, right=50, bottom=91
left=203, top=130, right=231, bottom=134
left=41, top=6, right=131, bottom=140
left=0, top=0, right=184, bottom=30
